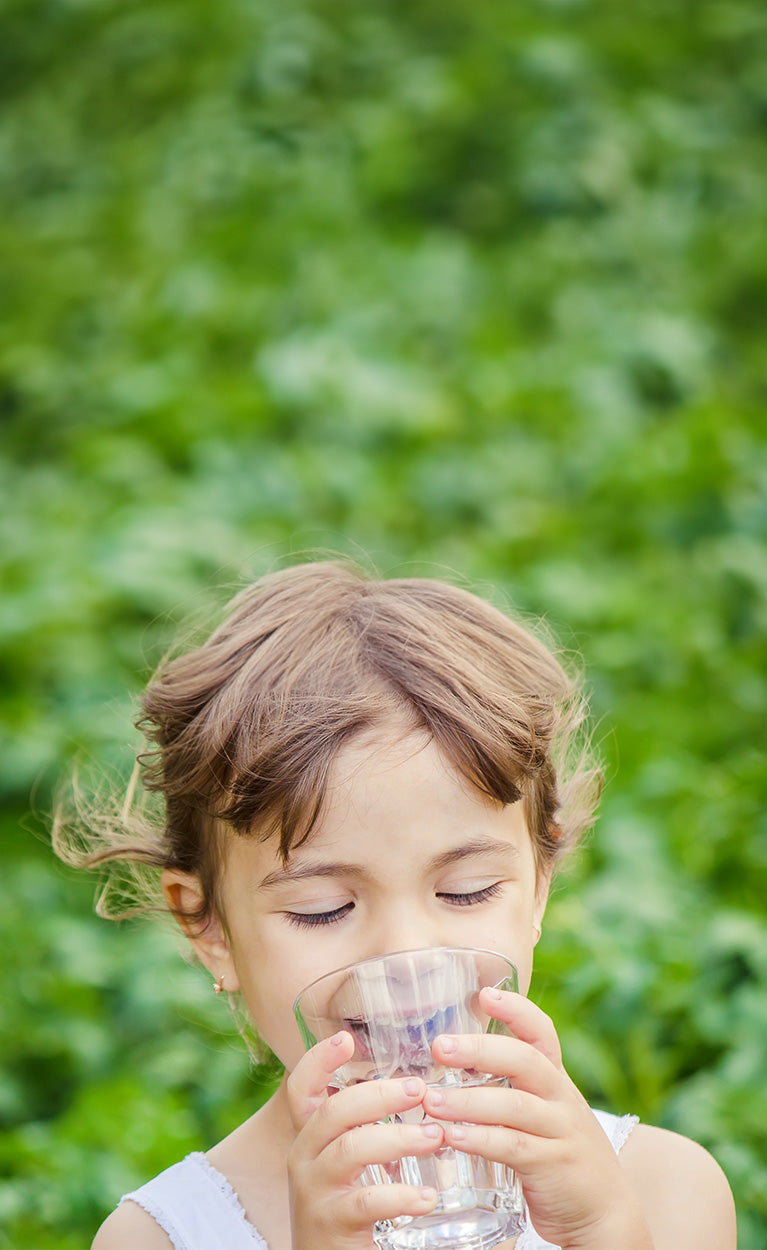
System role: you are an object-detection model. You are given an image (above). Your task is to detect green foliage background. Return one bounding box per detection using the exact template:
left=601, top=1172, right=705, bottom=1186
left=1, top=0, right=766, bottom=1245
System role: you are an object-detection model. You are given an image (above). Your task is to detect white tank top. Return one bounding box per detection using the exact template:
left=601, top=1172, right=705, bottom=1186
left=121, top=1108, right=638, bottom=1250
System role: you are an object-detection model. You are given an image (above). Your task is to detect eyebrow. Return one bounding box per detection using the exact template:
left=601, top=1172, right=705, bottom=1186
left=429, top=837, right=520, bottom=873
left=258, top=837, right=519, bottom=890
left=259, top=861, right=368, bottom=889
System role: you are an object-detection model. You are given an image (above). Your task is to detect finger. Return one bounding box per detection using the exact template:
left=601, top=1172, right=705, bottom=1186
left=334, top=1181, right=438, bottom=1232
left=297, top=1076, right=429, bottom=1157
left=422, top=1083, right=562, bottom=1139
left=317, top=1119, right=445, bottom=1186
left=479, top=988, right=562, bottom=1067
left=287, top=1032, right=355, bottom=1127
left=431, top=1033, right=561, bottom=1099
left=438, top=1119, right=549, bottom=1175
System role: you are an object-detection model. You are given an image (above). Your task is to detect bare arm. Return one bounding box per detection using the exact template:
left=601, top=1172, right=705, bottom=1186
left=621, top=1124, right=736, bottom=1250
left=91, top=1200, right=174, bottom=1250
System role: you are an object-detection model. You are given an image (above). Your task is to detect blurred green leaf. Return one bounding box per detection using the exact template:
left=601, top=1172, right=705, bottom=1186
left=1, top=0, right=765, bottom=1243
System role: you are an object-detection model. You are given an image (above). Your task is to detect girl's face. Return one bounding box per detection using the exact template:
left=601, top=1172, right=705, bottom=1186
left=177, top=725, right=549, bottom=1072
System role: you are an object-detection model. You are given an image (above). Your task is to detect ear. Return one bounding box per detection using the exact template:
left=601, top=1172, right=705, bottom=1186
left=533, top=867, right=551, bottom=946
left=161, top=869, right=242, bottom=993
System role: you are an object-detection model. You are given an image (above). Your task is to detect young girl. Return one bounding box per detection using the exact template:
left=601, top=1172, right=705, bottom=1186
left=56, top=560, right=736, bottom=1250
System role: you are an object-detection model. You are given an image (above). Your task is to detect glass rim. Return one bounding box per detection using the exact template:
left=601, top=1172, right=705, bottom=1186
left=293, top=944, right=517, bottom=1014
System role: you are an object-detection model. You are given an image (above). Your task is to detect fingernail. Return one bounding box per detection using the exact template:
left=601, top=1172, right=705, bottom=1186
left=421, top=1123, right=441, bottom=1138
left=426, top=1089, right=444, bottom=1107
left=450, top=1124, right=466, bottom=1141
left=330, top=1032, right=346, bottom=1046
left=420, top=1187, right=437, bottom=1203
left=439, top=1036, right=457, bottom=1055
left=404, top=1078, right=422, bottom=1096
left=485, top=987, right=503, bottom=1002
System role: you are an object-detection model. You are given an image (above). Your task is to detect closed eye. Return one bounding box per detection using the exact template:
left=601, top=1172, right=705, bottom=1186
left=284, top=882, right=504, bottom=928
left=284, top=902, right=355, bottom=929
left=437, top=882, right=504, bottom=906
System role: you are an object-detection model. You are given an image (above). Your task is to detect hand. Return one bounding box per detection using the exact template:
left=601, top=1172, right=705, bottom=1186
left=425, top=990, right=654, bottom=1250
left=286, top=1031, right=443, bottom=1250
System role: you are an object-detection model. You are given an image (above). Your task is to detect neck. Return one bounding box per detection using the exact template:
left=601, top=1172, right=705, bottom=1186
left=260, top=1075, right=297, bottom=1143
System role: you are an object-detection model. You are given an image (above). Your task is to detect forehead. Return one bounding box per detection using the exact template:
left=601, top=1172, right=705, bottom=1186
left=223, top=726, right=534, bottom=887
left=327, top=722, right=438, bottom=789
left=316, top=725, right=489, bottom=830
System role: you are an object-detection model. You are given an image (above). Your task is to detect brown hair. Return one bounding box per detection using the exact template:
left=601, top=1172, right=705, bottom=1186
left=54, top=559, right=600, bottom=928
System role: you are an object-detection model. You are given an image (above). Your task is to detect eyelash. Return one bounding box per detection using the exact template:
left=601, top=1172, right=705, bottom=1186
left=285, top=902, right=355, bottom=929
left=440, top=881, right=504, bottom=907
left=284, top=883, right=504, bottom=929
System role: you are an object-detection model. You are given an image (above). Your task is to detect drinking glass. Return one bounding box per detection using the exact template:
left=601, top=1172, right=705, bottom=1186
left=293, top=946, right=527, bottom=1250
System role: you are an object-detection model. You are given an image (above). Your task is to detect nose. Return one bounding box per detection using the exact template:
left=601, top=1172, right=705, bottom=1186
left=362, top=906, right=453, bottom=962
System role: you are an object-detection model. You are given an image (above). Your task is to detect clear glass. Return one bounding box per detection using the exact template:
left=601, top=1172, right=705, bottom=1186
left=294, top=946, right=527, bottom=1250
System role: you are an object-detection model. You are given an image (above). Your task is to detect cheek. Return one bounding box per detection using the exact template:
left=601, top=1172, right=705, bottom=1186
left=230, top=926, right=341, bottom=1068
left=474, top=908, right=539, bottom=996
left=515, top=950, right=535, bottom=997
left=237, top=965, right=306, bottom=1069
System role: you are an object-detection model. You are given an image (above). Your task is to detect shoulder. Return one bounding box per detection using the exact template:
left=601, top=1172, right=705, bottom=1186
left=91, top=1200, right=174, bottom=1250
left=620, top=1122, right=736, bottom=1250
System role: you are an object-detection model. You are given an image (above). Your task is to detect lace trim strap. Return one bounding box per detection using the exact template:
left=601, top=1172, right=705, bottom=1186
left=120, top=1192, right=188, bottom=1250
left=591, top=1109, right=640, bottom=1154
left=120, top=1152, right=269, bottom=1250
left=611, top=1113, right=639, bottom=1153
left=187, top=1153, right=269, bottom=1246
